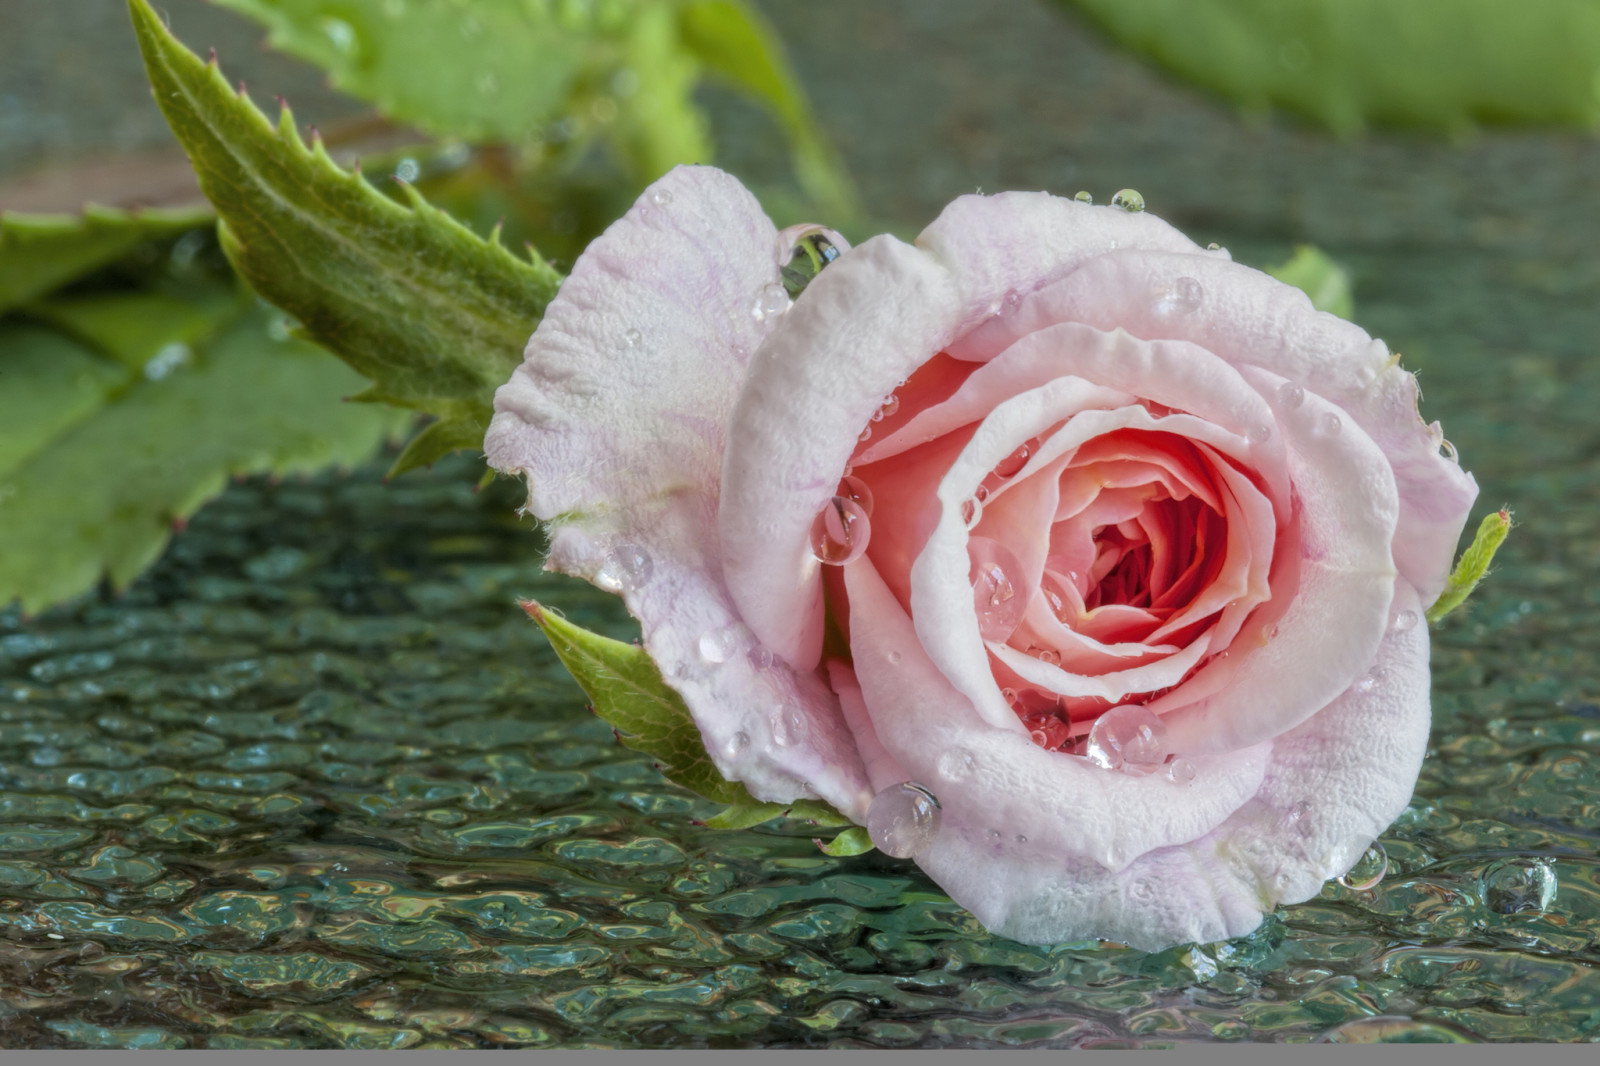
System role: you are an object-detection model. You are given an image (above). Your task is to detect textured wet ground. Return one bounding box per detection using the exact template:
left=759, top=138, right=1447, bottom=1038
left=4, top=0, right=1600, bottom=1050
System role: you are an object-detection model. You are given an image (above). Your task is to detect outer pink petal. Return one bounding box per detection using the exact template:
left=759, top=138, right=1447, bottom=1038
left=844, top=557, right=1271, bottom=873
left=484, top=166, right=873, bottom=819
left=915, top=580, right=1433, bottom=949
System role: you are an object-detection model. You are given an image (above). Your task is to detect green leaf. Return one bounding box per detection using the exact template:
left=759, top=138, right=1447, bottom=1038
left=0, top=206, right=213, bottom=314
left=523, top=601, right=859, bottom=835
left=815, top=827, right=874, bottom=857
left=24, top=286, right=245, bottom=373
left=0, top=305, right=403, bottom=614
left=1058, top=0, right=1600, bottom=135
left=676, top=0, right=858, bottom=221
left=1426, top=509, right=1513, bottom=625
left=1265, top=244, right=1353, bottom=319
left=129, top=0, right=562, bottom=475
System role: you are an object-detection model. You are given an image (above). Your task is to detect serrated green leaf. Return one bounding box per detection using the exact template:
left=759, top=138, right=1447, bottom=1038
left=1265, top=245, right=1353, bottom=319
left=815, top=827, right=874, bottom=857
left=130, top=0, right=561, bottom=471
left=1426, top=509, right=1513, bottom=625
left=1058, top=0, right=1600, bottom=135
left=524, top=601, right=859, bottom=836
left=0, top=305, right=402, bottom=614
left=0, top=206, right=213, bottom=314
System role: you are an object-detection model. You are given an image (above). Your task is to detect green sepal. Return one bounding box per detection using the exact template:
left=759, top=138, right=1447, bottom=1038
left=522, top=601, right=858, bottom=833
left=129, top=0, right=561, bottom=472
left=1266, top=245, right=1354, bottom=319
left=1057, top=0, right=1600, bottom=136
left=815, top=827, right=875, bottom=857
left=1426, top=509, right=1513, bottom=625
left=0, top=205, right=213, bottom=315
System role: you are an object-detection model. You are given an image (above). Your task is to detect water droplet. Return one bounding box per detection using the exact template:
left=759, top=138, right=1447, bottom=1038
left=994, top=442, right=1032, bottom=479
left=878, top=394, right=901, bottom=419
left=886, top=650, right=902, bottom=665
left=1028, top=645, right=1061, bottom=667
left=1247, top=423, right=1273, bottom=445
left=697, top=625, right=741, bottom=665
left=1086, top=705, right=1168, bottom=771
left=724, top=731, right=751, bottom=758
left=778, top=224, right=848, bottom=298
left=1480, top=857, right=1557, bottom=915
left=752, top=282, right=791, bottom=322
left=393, top=157, right=421, bottom=183
left=747, top=646, right=776, bottom=670
left=968, top=537, right=1027, bottom=643
left=1074, top=191, right=1093, bottom=205
left=770, top=705, right=808, bottom=747
left=1277, top=382, right=1305, bottom=409
left=1352, top=669, right=1381, bottom=695
left=1391, top=609, right=1419, bottom=633
left=1014, top=833, right=1027, bottom=845
left=143, top=342, right=192, bottom=381
left=1283, top=799, right=1312, bottom=835
left=1440, top=438, right=1459, bottom=462
left=266, top=314, right=294, bottom=342
left=1151, top=276, right=1203, bottom=315
left=866, top=782, right=941, bottom=858
left=651, top=187, right=673, bottom=206
left=321, top=17, right=357, bottom=53
left=809, top=496, right=871, bottom=565
left=594, top=544, right=653, bottom=593
left=837, top=474, right=874, bottom=516
left=858, top=424, right=872, bottom=443
left=1111, top=188, right=1145, bottom=212
left=961, top=496, right=984, bottom=529
left=1337, top=843, right=1388, bottom=891
left=937, top=747, right=976, bottom=781
left=973, top=484, right=990, bottom=505
left=621, top=328, right=642, bottom=349
left=1315, top=411, right=1343, bottom=438
left=1165, top=757, right=1196, bottom=784
left=1207, top=242, right=1221, bottom=251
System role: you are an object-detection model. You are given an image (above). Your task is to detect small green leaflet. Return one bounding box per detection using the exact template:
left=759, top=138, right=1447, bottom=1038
left=1059, top=0, right=1600, bottom=136
left=523, top=601, right=863, bottom=844
left=1266, top=245, right=1353, bottom=320
left=0, top=304, right=404, bottom=614
left=0, top=205, right=213, bottom=315
left=1427, top=509, right=1513, bottom=625
left=207, top=0, right=856, bottom=219
left=129, top=0, right=562, bottom=477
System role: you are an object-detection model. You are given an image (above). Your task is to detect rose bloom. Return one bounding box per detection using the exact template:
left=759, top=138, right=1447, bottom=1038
left=485, top=166, right=1477, bottom=950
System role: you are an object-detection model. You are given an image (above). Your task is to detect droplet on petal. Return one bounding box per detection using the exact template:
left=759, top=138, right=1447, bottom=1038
left=594, top=544, right=653, bottom=592
left=769, top=705, right=807, bottom=747
left=777, top=223, right=847, bottom=298
left=998, top=288, right=1023, bottom=316
left=937, top=747, right=976, bottom=782
left=752, top=282, right=791, bottom=321
left=837, top=474, right=875, bottom=516
left=866, top=782, right=941, bottom=858
left=961, top=496, right=984, bottom=529
left=1277, top=382, right=1305, bottom=409
left=1391, top=609, right=1419, bottom=633
left=968, top=536, right=1027, bottom=643
left=877, top=394, right=900, bottom=419
left=994, top=442, right=1032, bottom=479
left=810, top=496, right=871, bottom=565
left=1086, top=705, right=1168, bottom=771
left=858, top=424, right=873, bottom=443
left=1165, top=757, right=1196, bottom=784
left=1074, top=191, right=1093, bottom=205
left=1028, top=645, right=1061, bottom=667
left=1315, top=412, right=1343, bottom=438
left=1337, top=843, right=1388, bottom=891
left=697, top=625, right=741, bottom=665
left=1352, top=669, right=1381, bottom=695
left=1151, top=276, right=1203, bottom=315
left=1247, top=423, right=1273, bottom=445
left=651, top=188, right=673, bottom=206
left=1111, top=188, right=1145, bottom=212
left=747, top=646, right=776, bottom=670
left=724, top=731, right=751, bottom=758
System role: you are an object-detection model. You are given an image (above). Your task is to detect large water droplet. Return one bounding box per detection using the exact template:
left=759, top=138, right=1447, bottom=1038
left=937, top=747, right=976, bottom=782
left=866, top=782, right=941, bottom=858
left=968, top=536, right=1027, bottom=643
left=769, top=705, right=808, bottom=747
left=810, top=496, right=871, bottom=565
left=1074, top=191, right=1093, bottom=205
left=1151, top=276, right=1203, bottom=315
left=621, top=328, right=642, bottom=349
left=837, top=474, right=874, bottom=516
left=594, top=544, right=653, bottom=593
left=994, top=442, right=1032, bottom=479
left=697, top=625, right=741, bottom=665
left=1086, top=705, right=1168, bottom=771
left=1337, top=843, right=1388, bottom=891
left=1111, top=188, right=1145, bottom=212
left=778, top=224, right=848, bottom=298
left=1479, top=857, right=1557, bottom=915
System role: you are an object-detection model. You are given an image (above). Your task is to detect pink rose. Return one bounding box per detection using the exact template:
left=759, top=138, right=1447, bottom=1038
left=485, top=166, right=1478, bottom=950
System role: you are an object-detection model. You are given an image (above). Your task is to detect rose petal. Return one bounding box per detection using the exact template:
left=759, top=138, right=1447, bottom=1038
left=485, top=166, right=873, bottom=818
left=913, top=580, right=1431, bottom=949
left=845, top=556, right=1272, bottom=872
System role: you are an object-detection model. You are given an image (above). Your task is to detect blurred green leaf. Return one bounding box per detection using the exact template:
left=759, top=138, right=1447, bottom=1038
left=0, top=206, right=212, bottom=314
left=1058, top=0, right=1600, bottom=135
left=524, top=601, right=858, bottom=836
left=816, top=827, right=874, bottom=857
left=131, top=0, right=562, bottom=476
left=1265, top=244, right=1353, bottom=319
left=1427, top=509, right=1513, bottom=625
left=207, top=0, right=855, bottom=217
left=25, top=287, right=243, bottom=372
left=0, top=305, right=403, bottom=614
